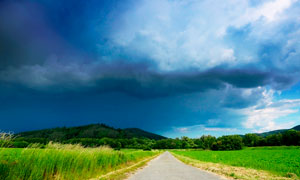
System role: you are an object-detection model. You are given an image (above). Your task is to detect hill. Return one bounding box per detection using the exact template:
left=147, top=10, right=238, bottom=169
left=16, top=124, right=166, bottom=141
left=257, top=125, right=300, bottom=137
left=293, top=125, right=300, bottom=131
left=123, top=128, right=166, bottom=140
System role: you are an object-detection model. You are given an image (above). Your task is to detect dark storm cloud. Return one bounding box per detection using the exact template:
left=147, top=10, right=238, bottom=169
left=0, top=0, right=134, bottom=66
left=0, top=0, right=299, bottom=98
left=0, top=84, right=255, bottom=134
left=0, top=1, right=71, bottom=69
left=0, top=58, right=296, bottom=99
left=90, top=67, right=297, bottom=98
left=1, top=0, right=300, bottom=135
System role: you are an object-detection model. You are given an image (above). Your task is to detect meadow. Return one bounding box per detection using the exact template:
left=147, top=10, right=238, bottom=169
left=0, top=143, right=159, bottom=180
left=172, top=146, right=300, bottom=178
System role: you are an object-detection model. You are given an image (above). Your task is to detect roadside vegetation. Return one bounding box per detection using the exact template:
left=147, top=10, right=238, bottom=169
left=1, top=124, right=300, bottom=180
left=0, top=134, right=159, bottom=180
left=172, top=147, right=300, bottom=179
left=4, top=123, right=299, bottom=151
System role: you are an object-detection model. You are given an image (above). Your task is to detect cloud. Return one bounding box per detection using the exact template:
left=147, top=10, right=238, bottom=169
left=172, top=124, right=238, bottom=137
left=1, top=0, right=300, bottom=134
left=238, top=89, right=300, bottom=132
left=234, top=0, right=296, bottom=25
left=207, top=119, right=221, bottom=126
left=203, top=127, right=238, bottom=132
left=1, top=0, right=300, bottom=95
left=1, top=57, right=297, bottom=99
left=102, top=0, right=300, bottom=71
left=175, top=127, right=189, bottom=133
left=0, top=1, right=74, bottom=69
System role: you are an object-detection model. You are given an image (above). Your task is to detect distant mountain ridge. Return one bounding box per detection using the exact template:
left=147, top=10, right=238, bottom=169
left=16, top=124, right=166, bottom=140
left=257, top=125, right=300, bottom=137
left=293, top=125, right=300, bottom=131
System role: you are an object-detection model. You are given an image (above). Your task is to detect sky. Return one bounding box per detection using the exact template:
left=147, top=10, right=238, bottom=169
left=1, top=0, right=300, bottom=138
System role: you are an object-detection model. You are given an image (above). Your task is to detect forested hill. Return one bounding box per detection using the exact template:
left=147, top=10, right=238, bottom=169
left=257, top=125, right=300, bottom=137
left=16, top=124, right=166, bottom=141
left=293, top=125, right=300, bottom=131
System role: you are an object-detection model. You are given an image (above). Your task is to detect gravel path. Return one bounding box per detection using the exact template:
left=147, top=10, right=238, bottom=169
left=127, top=151, right=225, bottom=180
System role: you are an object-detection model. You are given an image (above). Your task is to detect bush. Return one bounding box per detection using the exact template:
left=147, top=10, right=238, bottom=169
left=143, top=146, right=152, bottom=151
left=12, top=141, right=29, bottom=148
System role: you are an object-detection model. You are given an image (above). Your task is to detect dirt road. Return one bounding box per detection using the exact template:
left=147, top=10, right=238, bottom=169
left=127, top=151, right=225, bottom=180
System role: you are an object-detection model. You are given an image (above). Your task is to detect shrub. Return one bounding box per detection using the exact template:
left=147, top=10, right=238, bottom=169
left=12, top=141, right=29, bottom=148
left=143, top=146, right=152, bottom=151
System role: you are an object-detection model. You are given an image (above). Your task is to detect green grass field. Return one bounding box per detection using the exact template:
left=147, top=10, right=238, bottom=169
left=172, top=146, right=300, bottom=177
left=0, top=144, right=159, bottom=180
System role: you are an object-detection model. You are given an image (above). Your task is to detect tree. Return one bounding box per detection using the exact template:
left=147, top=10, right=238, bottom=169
left=195, top=135, right=216, bottom=149
left=181, top=136, right=197, bottom=149
left=266, top=134, right=282, bottom=146
left=243, top=134, right=261, bottom=147
left=211, top=135, right=243, bottom=150
left=282, top=130, right=300, bottom=146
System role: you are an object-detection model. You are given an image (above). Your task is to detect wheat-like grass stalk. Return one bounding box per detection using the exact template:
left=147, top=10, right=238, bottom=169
left=0, top=131, right=14, bottom=148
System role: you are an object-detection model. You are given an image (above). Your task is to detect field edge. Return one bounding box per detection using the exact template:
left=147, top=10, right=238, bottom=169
left=91, top=152, right=162, bottom=180
left=171, top=152, right=299, bottom=180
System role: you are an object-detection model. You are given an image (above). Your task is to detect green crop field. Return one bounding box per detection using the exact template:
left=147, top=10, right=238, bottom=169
left=0, top=143, right=159, bottom=180
left=172, top=146, right=300, bottom=177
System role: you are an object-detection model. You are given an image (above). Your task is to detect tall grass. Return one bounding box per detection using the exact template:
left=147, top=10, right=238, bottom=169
left=0, top=142, right=158, bottom=180
left=0, top=132, right=13, bottom=148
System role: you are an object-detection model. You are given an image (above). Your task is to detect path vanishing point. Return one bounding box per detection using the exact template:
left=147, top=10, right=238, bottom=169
left=127, top=151, right=225, bottom=180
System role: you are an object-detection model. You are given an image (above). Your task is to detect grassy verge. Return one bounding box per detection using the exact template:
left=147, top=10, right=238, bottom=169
left=172, top=147, right=300, bottom=180
left=92, top=153, right=160, bottom=180
left=0, top=143, right=159, bottom=180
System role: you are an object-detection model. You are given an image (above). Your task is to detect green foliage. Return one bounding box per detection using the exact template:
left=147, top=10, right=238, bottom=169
left=0, top=146, right=158, bottom=180
left=244, top=130, right=300, bottom=147
left=143, top=146, right=152, bottom=151
left=194, top=135, right=216, bottom=149
left=4, top=124, right=300, bottom=150
left=243, top=133, right=261, bottom=146
left=282, top=130, right=300, bottom=146
left=8, top=129, right=300, bottom=150
left=153, top=137, right=196, bottom=149
left=0, top=132, right=13, bottom=148
left=17, top=124, right=166, bottom=141
left=257, top=125, right=300, bottom=137
left=266, top=133, right=283, bottom=146
left=12, top=141, right=29, bottom=148
left=211, top=135, right=243, bottom=150
left=293, top=125, right=300, bottom=131
left=181, top=136, right=197, bottom=148
left=173, top=146, right=300, bottom=177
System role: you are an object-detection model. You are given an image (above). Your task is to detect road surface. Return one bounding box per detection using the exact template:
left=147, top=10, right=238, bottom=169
left=127, top=151, right=225, bottom=180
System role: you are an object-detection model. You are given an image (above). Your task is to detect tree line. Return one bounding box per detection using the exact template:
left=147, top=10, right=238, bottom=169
left=1, top=130, right=299, bottom=150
